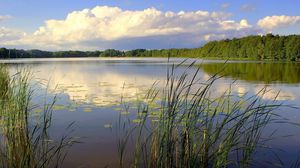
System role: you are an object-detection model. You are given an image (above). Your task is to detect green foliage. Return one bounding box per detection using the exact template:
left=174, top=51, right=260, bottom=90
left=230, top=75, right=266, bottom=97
left=124, top=49, right=147, bottom=57
left=0, top=65, right=75, bottom=168
left=197, top=34, right=300, bottom=61
left=0, top=65, right=9, bottom=100
left=122, top=34, right=300, bottom=61
left=0, top=49, right=102, bottom=58
left=0, top=34, right=299, bottom=60
left=52, top=50, right=102, bottom=57
left=100, top=49, right=124, bottom=57
left=117, top=63, right=286, bottom=168
left=0, top=48, right=9, bottom=58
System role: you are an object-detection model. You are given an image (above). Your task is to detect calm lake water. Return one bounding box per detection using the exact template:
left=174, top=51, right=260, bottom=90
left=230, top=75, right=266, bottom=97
left=2, top=58, right=300, bottom=167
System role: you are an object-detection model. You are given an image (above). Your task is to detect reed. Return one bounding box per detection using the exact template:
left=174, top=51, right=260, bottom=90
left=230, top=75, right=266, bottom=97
left=117, top=61, right=288, bottom=168
left=0, top=64, right=74, bottom=168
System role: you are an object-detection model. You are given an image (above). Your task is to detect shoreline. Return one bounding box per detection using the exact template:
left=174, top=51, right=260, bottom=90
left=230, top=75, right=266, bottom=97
left=0, top=56, right=298, bottom=63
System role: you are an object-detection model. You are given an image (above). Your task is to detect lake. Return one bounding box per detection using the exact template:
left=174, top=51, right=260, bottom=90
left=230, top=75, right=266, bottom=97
left=2, top=58, right=300, bottom=167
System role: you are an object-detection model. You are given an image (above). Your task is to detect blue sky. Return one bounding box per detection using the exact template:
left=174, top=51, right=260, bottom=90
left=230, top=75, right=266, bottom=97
left=0, top=0, right=300, bottom=50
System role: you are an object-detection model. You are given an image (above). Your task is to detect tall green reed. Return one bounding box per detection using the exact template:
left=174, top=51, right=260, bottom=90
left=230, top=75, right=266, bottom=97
left=117, top=61, right=287, bottom=168
left=0, top=64, right=75, bottom=168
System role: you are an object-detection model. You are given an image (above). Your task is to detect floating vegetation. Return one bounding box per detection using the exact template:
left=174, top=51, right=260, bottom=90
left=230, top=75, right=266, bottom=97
left=116, top=61, right=295, bottom=168
left=132, top=119, right=142, bottom=124
left=53, top=104, right=65, bottom=111
left=33, top=108, right=43, bottom=113
left=69, top=108, right=76, bottom=112
left=83, top=107, right=92, bottom=112
left=104, top=124, right=113, bottom=128
left=148, top=103, right=159, bottom=108
left=114, top=107, right=123, bottom=111
left=120, top=111, right=130, bottom=115
left=0, top=65, right=75, bottom=168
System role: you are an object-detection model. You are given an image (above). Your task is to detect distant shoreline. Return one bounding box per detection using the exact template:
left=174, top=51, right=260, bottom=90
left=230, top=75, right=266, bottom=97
left=1, top=34, right=300, bottom=61
left=1, top=57, right=298, bottom=65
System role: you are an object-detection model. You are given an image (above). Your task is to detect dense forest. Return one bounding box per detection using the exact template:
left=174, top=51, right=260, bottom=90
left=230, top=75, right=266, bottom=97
left=1, top=34, right=300, bottom=61
left=0, top=49, right=102, bottom=59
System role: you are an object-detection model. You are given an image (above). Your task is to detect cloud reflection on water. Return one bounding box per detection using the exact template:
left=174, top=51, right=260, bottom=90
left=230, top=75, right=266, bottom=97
left=42, top=71, right=160, bottom=106
left=8, top=59, right=299, bottom=108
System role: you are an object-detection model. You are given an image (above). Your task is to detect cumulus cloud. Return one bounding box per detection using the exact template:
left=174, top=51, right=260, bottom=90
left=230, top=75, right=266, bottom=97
left=31, top=6, right=251, bottom=42
left=2, top=6, right=300, bottom=50
left=1, top=6, right=261, bottom=50
left=257, top=15, right=300, bottom=30
left=0, top=15, right=11, bottom=22
left=254, top=86, right=296, bottom=101
left=0, top=27, right=26, bottom=43
left=0, top=15, right=25, bottom=45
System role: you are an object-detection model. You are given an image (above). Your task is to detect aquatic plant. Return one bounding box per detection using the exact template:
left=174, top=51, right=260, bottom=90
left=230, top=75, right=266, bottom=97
left=0, top=65, right=75, bottom=168
left=116, top=61, right=293, bottom=168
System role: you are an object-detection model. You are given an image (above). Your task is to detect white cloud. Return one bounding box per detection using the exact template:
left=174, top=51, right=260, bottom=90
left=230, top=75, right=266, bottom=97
left=254, top=86, right=296, bottom=101
left=30, top=6, right=244, bottom=42
left=1, top=6, right=300, bottom=50
left=0, top=27, right=26, bottom=43
left=0, top=15, right=25, bottom=45
left=0, top=15, right=11, bottom=22
left=27, top=61, right=166, bottom=106
left=1, top=6, right=261, bottom=50
left=257, top=15, right=300, bottom=30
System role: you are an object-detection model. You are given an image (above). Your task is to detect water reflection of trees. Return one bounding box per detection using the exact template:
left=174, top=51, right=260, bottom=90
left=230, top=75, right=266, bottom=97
left=200, top=62, right=300, bottom=84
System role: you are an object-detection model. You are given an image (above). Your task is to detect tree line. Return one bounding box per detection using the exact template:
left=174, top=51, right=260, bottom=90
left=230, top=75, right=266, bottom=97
left=0, top=49, right=102, bottom=58
left=1, top=34, right=300, bottom=61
